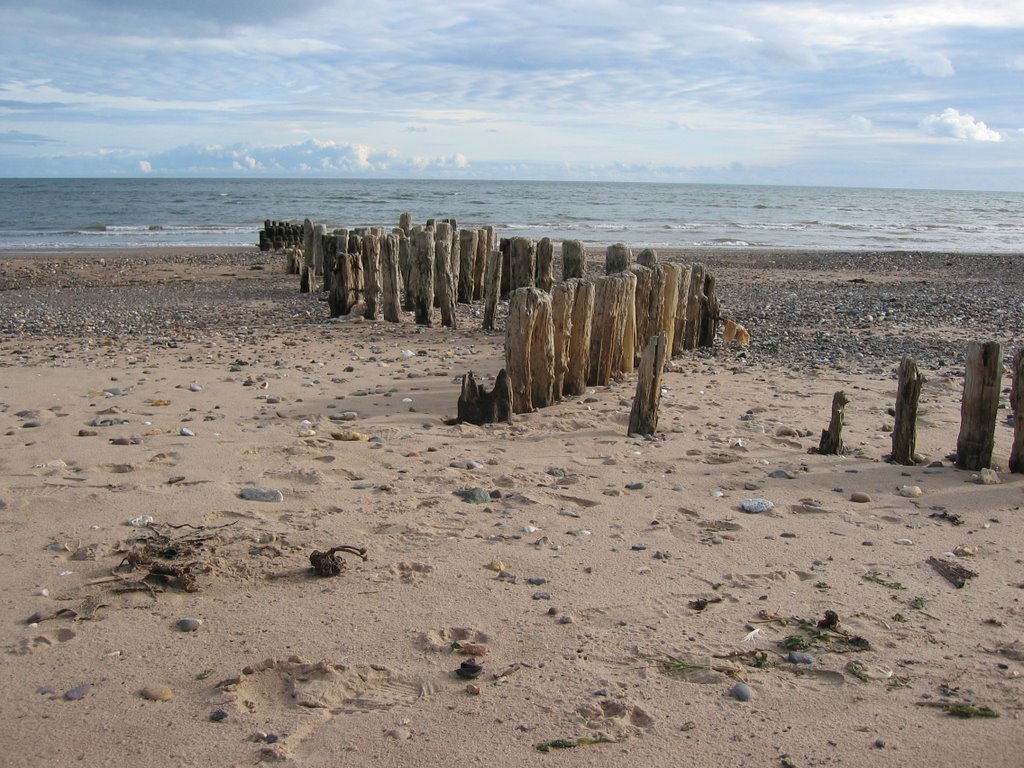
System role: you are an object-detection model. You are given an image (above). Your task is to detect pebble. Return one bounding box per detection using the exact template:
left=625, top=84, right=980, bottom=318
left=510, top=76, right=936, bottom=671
left=739, top=498, right=775, bottom=514
left=127, top=514, right=155, bottom=526
left=64, top=684, right=92, bottom=701
left=240, top=488, right=284, bottom=503
left=179, top=427, right=196, bottom=437
left=625, top=482, right=645, bottom=490
left=631, top=543, right=648, bottom=551
left=453, top=487, right=491, bottom=504
left=141, top=684, right=174, bottom=701
left=729, top=682, right=754, bottom=702
left=978, top=468, right=1001, bottom=485
left=210, top=708, right=229, bottom=722
left=898, top=485, right=923, bottom=498
left=177, top=617, right=203, bottom=632
left=787, top=651, right=814, bottom=664
left=526, top=577, right=547, bottom=586
left=850, top=492, right=872, bottom=503
left=532, top=591, right=552, bottom=600
left=768, top=469, right=796, bottom=479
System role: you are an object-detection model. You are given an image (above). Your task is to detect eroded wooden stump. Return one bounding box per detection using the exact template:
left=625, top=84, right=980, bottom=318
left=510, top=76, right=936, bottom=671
left=1011, top=348, right=1023, bottom=473
left=890, top=357, right=924, bottom=465
left=457, top=370, right=513, bottom=425
left=628, top=332, right=668, bottom=437
left=505, top=288, right=555, bottom=413
left=956, top=341, right=1003, bottom=470
left=818, top=390, right=850, bottom=455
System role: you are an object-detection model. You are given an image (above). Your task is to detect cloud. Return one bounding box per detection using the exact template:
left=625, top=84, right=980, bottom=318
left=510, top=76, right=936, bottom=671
left=0, top=129, right=56, bottom=144
left=847, top=115, right=873, bottom=133
left=907, top=52, right=955, bottom=77
left=921, top=108, right=1002, bottom=141
left=137, top=160, right=152, bottom=172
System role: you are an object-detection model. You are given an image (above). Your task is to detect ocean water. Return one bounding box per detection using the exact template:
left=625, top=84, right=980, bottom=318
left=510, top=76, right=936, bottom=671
left=1, top=178, right=1022, bottom=252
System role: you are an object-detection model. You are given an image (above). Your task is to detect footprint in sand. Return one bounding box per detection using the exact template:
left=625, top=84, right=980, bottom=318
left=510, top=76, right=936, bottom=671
left=574, top=697, right=657, bottom=740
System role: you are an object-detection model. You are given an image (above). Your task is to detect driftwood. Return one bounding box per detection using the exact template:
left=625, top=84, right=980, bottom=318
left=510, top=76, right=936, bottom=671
left=1011, top=348, right=1024, bottom=473
left=505, top=288, right=555, bottom=413
left=927, top=556, right=977, bottom=589
left=955, top=341, right=1002, bottom=471
left=564, top=279, right=594, bottom=397
left=890, top=357, right=924, bottom=465
left=309, top=545, right=368, bottom=577
left=628, top=332, right=668, bottom=436
left=562, top=239, right=585, bottom=280
left=818, top=390, right=850, bottom=455
left=457, top=370, right=513, bottom=425
left=605, top=242, right=631, bottom=274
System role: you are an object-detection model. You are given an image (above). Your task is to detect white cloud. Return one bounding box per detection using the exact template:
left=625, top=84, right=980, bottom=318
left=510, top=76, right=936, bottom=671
left=907, top=52, right=955, bottom=77
left=921, top=108, right=1002, bottom=141
left=137, top=160, right=152, bottom=172
left=847, top=115, right=873, bottom=133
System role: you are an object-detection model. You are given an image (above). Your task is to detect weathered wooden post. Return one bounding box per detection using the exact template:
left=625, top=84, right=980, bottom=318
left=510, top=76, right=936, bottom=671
left=458, top=229, right=478, bottom=303
left=955, top=341, right=1003, bottom=470
left=551, top=281, right=577, bottom=399
left=660, top=263, right=682, bottom=355
left=818, top=391, right=850, bottom=455
left=618, top=271, right=638, bottom=376
left=589, top=273, right=633, bottom=386
left=434, top=222, right=457, bottom=328
left=380, top=233, right=402, bottom=322
left=628, top=332, right=668, bottom=436
left=671, top=264, right=692, bottom=356
left=605, top=242, right=631, bottom=274
left=509, top=237, right=536, bottom=293
left=328, top=229, right=358, bottom=318
left=361, top=234, right=382, bottom=320
left=399, top=212, right=413, bottom=235
left=637, top=248, right=658, bottom=269
left=411, top=229, right=435, bottom=326
left=347, top=232, right=364, bottom=303
left=473, top=228, right=488, bottom=301
left=564, top=279, right=594, bottom=397
left=698, top=272, right=719, bottom=349
left=1010, top=348, right=1023, bottom=473
left=890, top=357, right=925, bottom=465
left=322, top=233, right=338, bottom=294
left=631, top=264, right=664, bottom=367
left=562, top=239, right=585, bottom=280
left=505, top=288, right=555, bottom=413
left=499, top=237, right=511, bottom=298
left=683, top=263, right=706, bottom=351
left=449, top=223, right=461, bottom=297
left=536, top=237, right=553, bottom=292
left=399, top=234, right=414, bottom=311
left=457, top=370, right=513, bottom=425
left=482, top=248, right=503, bottom=332
left=300, top=218, right=315, bottom=293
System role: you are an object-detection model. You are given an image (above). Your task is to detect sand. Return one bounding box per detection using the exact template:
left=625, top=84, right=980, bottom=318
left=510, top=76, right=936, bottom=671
left=0, top=246, right=1022, bottom=767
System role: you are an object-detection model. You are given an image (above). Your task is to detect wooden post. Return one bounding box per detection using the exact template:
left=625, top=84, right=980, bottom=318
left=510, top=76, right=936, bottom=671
left=449, top=224, right=461, bottom=298
left=347, top=232, right=364, bottom=305
left=361, top=234, right=382, bottom=320
left=660, top=263, right=681, bottom=355
left=473, top=228, right=488, bottom=301
left=328, top=229, right=357, bottom=318
left=505, top=288, right=555, bottom=413
left=683, top=263, right=706, bottom=351
left=482, top=248, right=502, bottom=331
left=536, top=237, right=553, bottom=292
left=509, top=236, right=536, bottom=293
left=956, top=341, right=1003, bottom=470
left=589, top=273, right=632, bottom=386
left=380, top=233, right=402, bottom=322
left=399, top=234, right=414, bottom=311
left=322, top=233, right=337, bottom=294
left=564, top=279, right=594, bottom=397
left=628, top=332, right=668, bottom=436
left=411, top=229, right=435, bottom=326
left=551, top=281, right=577, bottom=399
left=562, top=239, right=585, bottom=280
left=399, top=212, right=413, bottom=235
left=434, top=222, right=457, bottom=328
left=630, top=265, right=655, bottom=366
left=1010, top=349, right=1023, bottom=473
left=890, top=357, right=925, bottom=465
left=698, top=272, right=719, bottom=349
left=499, top=237, right=511, bottom=298
left=818, top=391, right=850, bottom=455
left=605, top=242, right=631, bottom=274
left=458, top=229, right=478, bottom=304
left=637, top=248, right=658, bottom=269
left=672, top=265, right=691, bottom=356
left=618, top=271, right=638, bottom=376
left=457, top=370, right=513, bottom=425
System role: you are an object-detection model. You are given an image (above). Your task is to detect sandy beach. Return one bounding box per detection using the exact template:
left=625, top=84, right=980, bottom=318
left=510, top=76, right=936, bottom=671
left=1, top=245, right=1021, bottom=768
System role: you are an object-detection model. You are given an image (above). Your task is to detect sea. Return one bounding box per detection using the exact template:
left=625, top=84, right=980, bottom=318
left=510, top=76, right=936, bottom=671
left=1, top=178, right=1023, bottom=253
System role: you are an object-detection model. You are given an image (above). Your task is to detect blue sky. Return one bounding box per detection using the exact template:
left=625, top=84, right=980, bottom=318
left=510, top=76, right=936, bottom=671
left=1, top=0, right=1022, bottom=189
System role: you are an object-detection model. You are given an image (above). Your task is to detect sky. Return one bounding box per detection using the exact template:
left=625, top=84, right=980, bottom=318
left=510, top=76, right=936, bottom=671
left=1, top=0, right=1022, bottom=190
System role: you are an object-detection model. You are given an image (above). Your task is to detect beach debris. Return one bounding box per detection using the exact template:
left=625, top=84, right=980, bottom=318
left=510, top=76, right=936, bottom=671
left=330, top=430, right=368, bottom=441
left=688, top=596, right=723, bottom=611
left=455, top=659, right=483, bottom=680
left=977, top=468, right=1001, bottom=485
left=787, top=651, right=814, bottom=664
left=127, top=515, right=155, bottom=527
left=929, top=509, right=964, bottom=526
left=535, top=736, right=621, bottom=753
left=817, top=610, right=840, bottom=630
left=741, top=628, right=765, bottom=644
left=453, top=642, right=488, bottom=657
left=927, top=556, right=977, bottom=588
left=863, top=571, right=905, bottom=590
left=309, top=545, right=368, bottom=577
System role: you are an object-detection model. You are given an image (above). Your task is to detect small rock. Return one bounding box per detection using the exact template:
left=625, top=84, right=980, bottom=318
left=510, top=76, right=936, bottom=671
left=739, top=498, right=775, bottom=514
left=465, top=684, right=481, bottom=696
left=387, top=726, right=412, bottom=740
left=898, top=485, right=923, bottom=498
left=526, top=577, right=547, bottom=586
left=141, top=684, right=174, bottom=701
left=787, top=651, right=814, bottom=664
left=455, top=659, right=483, bottom=680
left=729, top=682, right=754, bottom=702
left=240, top=488, right=284, bottom=503
left=64, top=684, right=92, bottom=701
left=177, top=617, right=203, bottom=632
left=179, top=427, right=196, bottom=437
left=850, top=492, right=872, bottom=503
left=978, top=468, right=1001, bottom=485
left=127, top=515, right=155, bottom=527
left=768, top=469, right=796, bottom=479
left=625, top=482, right=645, bottom=490
left=210, top=708, right=229, bottom=722
left=631, top=543, right=648, bottom=551
left=453, top=487, right=491, bottom=504
left=532, top=591, right=552, bottom=600
left=557, top=615, right=574, bottom=625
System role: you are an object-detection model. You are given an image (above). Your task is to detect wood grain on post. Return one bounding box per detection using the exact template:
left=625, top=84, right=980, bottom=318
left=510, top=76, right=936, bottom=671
left=509, top=236, right=536, bottom=293
left=660, top=263, right=681, bottom=355
left=482, top=248, right=502, bottom=331
left=328, top=229, right=357, bottom=317
left=955, top=341, right=1003, bottom=470
left=562, top=239, right=585, bottom=280
left=347, top=232, right=364, bottom=304
left=399, top=234, right=413, bottom=311
left=361, top=234, right=382, bottom=320
left=434, top=222, right=457, bottom=328
left=505, top=288, right=555, bottom=413
left=499, top=238, right=511, bottom=298
left=618, top=271, right=638, bottom=376
left=399, top=212, right=412, bottom=235
left=605, top=242, right=632, bottom=275
left=565, top=279, right=594, bottom=397
left=589, top=273, right=632, bottom=386
left=301, top=218, right=314, bottom=292
left=890, top=357, right=925, bottom=465
left=473, top=229, right=488, bottom=301
left=1010, top=348, right=1023, bottom=473
left=628, top=332, right=668, bottom=436
left=672, top=265, right=692, bottom=356
left=698, top=272, right=719, bottom=349
left=536, top=237, right=554, bottom=293
left=380, top=233, right=402, bottom=322
left=313, top=223, right=327, bottom=278
left=630, top=265, right=655, bottom=367
left=449, top=224, right=460, bottom=296
left=551, top=281, right=577, bottom=399
left=322, top=232, right=337, bottom=293
left=411, top=229, right=435, bottom=326
left=683, top=263, right=706, bottom=351
left=818, top=390, right=850, bottom=455
left=458, top=229, right=478, bottom=304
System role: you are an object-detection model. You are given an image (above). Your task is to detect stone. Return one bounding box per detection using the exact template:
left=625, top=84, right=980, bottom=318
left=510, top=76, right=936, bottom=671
left=978, top=468, right=1001, bottom=485
left=898, top=485, right=923, bottom=498
left=729, top=682, right=754, bottom=701
left=850, top=492, right=872, bottom=503
left=739, top=498, right=775, bottom=514
left=787, top=651, right=814, bottom=664
left=453, top=487, right=491, bottom=504
left=768, top=469, right=796, bottom=479
left=64, top=684, right=92, bottom=701
left=240, top=488, right=284, bottom=503
left=177, top=617, right=203, bottom=632
left=141, top=683, right=174, bottom=701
